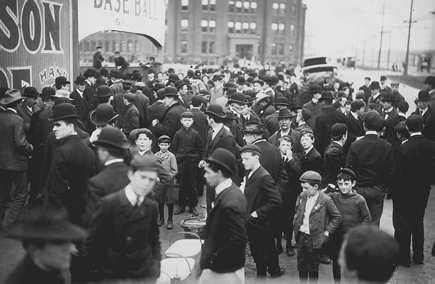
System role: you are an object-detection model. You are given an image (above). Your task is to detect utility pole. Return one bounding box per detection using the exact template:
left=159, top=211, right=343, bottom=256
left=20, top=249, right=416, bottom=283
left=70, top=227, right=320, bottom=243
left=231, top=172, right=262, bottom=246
left=362, top=39, right=366, bottom=67
left=377, top=2, right=385, bottom=70
left=387, top=31, right=391, bottom=70
left=404, top=0, right=415, bottom=75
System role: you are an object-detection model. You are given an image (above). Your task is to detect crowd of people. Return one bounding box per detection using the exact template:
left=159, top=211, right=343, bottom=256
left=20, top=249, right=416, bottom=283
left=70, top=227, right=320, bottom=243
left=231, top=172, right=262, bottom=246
left=0, top=65, right=435, bottom=283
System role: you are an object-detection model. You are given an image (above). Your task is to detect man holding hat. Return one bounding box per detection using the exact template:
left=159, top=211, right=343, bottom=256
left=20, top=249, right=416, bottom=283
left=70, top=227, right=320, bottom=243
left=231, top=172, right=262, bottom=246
left=412, top=90, right=435, bottom=141
left=199, top=148, right=248, bottom=283
left=70, top=75, right=91, bottom=128
left=0, top=89, right=33, bottom=229
left=346, top=111, right=394, bottom=227
left=82, top=155, right=162, bottom=282
left=3, top=197, right=87, bottom=284
left=303, top=85, right=323, bottom=130
left=391, top=114, right=435, bottom=266
left=313, top=91, right=346, bottom=157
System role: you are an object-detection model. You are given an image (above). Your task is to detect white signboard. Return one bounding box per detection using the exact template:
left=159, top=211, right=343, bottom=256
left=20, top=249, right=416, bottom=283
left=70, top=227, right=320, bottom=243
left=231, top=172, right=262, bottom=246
left=78, top=0, right=166, bottom=47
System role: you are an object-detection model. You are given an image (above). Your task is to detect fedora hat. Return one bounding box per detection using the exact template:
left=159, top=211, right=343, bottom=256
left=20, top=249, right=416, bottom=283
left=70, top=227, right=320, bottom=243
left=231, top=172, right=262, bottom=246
left=162, top=87, right=178, bottom=98
left=75, top=76, right=86, bottom=85
left=168, top=73, right=179, bottom=82
left=227, top=92, right=247, bottom=105
left=23, top=87, right=39, bottom=98
left=381, top=93, right=396, bottom=102
left=100, top=68, right=109, bottom=77
left=205, top=148, right=236, bottom=175
left=40, top=87, right=56, bottom=100
left=4, top=197, right=86, bottom=241
left=0, top=89, right=25, bottom=105
left=277, top=108, right=296, bottom=119
left=311, top=85, right=322, bottom=94
left=241, top=121, right=266, bottom=134
left=83, top=68, right=100, bottom=78
left=52, top=103, right=80, bottom=121
left=319, top=91, right=334, bottom=101
left=205, top=103, right=226, bottom=119
left=95, top=78, right=106, bottom=87
left=275, top=97, right=289, bottom=107
left=110, top=69, right=122, bottom=79
left=152, top=83, right=165, bottom=91
left=55, top=76, right=70, bottom=86
left=90, top=104, right=119, bottom=126
left=174, top=80, right=186, bottom=90
left=95, top=85, right=112, bottom=97
left=93, top=126, right=130, bottom=150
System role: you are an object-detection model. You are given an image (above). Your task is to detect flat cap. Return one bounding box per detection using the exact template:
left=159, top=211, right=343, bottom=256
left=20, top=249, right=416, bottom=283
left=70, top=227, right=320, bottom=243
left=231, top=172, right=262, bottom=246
left=239, top=144, right=261, bottom=155
left=300, top=171, right=322, bottom=183
left=337, top=168, right=356, bottom=180
left=301, top=108, right=311, bottom=121
left=393, top=120, right=408, bottom=135
left=406, top=114, right=424, bottom=130
left=330, top=123, right=348, bottom=137
left=158, top=135, right=171, bottom=142
left=130, top=154, right=161, bottom=172
left=363, top=111, right=384, bottom=130
left=351, top=100, right=365, bottom=110
left=181, top=111, right=194, bottom=118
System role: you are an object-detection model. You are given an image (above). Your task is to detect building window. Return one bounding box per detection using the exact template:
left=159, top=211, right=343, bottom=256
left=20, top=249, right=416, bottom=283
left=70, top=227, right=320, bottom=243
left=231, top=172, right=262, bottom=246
left=271, top=43, right=277, bottom=55
left=209, top=41, right=216, bottom=53
left=202, top=0, right=216, bottom=11
left=278, top=43, right=284, bottom=55
left=271, top=23, right=278, bottom=34
left=121, top=40, right=126, bottom=52
left=84, top=40, right=89, bottom=52
left=236, top=1, right=242, bottom=13
left=289, top=44, right=294, bottom=52
left=91, top=40, right=96, bottom=51
left=105, top=40, right=111, bottom=52
left=181, top=19, right=188, bottom=32
left=201, top=20, right=208, bottom=32
left=290, top=24, right=295, bottom=37
left=181, top=41, right=187, bottom=53
left=243, top=1, right=250, bottom=13
left=135, top=41, right=140, bottom=53
left=272, top=3, right=279, bottom=14
left=228, top=21, right=235, bottom=33
left=210, top=0, right=216, bottom=11
left=229, top=0, right=235, bottom=12
left=235, top=22, right=242, bottom=33
left=127, top=40, right=133, bottom=53
left=278, top=23, right=285, bottom=35
left=280, top=3, right=286, bottom=15
left=202, top=0, right=208, bottom=10
left=201, top=41, right=208, bottom=54
left=243, top=22, right=249, bottom=33
left=113, top=41, right=119, bottom=52
left=181, top=0, right=188, bottom=11
left=251, top=2, right=257, bottom=13
left=209, top=20, right=216, bottom=32
left=293, top=4, right=297, bottom=16
left=250, top=22, right=257, bottom=34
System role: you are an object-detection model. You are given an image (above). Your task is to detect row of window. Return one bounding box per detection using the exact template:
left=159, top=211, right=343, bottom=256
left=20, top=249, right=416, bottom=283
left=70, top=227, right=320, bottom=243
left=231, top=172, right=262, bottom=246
left=271, top=43, right=294, bottom=55
left=228, top=22, right=257, bottom=34
left=181, top=0, right=216, bottom=11
left=80, top=39, right=140, bottom=54
left=201, top=41, right=216, bottom=54
left=179, top=41, right=293, bottom=56
left=229, top=1, right=257, bottom=14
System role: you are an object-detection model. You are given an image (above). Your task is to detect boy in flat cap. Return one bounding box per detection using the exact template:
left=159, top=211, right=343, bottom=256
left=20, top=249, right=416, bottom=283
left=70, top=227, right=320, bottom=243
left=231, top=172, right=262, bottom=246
left=170, top=111, right=203, bottom=216
left=83, top=155, right=162, bottom=282
left=294, top=171, right=342, bottom=283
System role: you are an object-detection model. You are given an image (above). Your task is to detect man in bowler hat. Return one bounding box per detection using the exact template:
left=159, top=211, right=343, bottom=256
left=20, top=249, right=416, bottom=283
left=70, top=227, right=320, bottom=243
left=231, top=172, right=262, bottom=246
left=199, top=148, right=248, bottom=283
left=412, top=90, right=435, bottom=141
left=70, top=76, right=91, bottom=128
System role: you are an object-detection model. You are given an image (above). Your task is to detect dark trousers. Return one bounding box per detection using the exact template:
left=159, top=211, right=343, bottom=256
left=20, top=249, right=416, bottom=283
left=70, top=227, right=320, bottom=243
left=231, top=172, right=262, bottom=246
left=196, top=167, right=205, bottom=196
left=28, top=146, right=44, bottom=203
left=275, top=190, right=298, bottom=248
left=178, top=159, right=198, bottom=208
left=297, top=232, right=321, bottom=279
left=247, top=225, right=281, bottom=277
left=355, top=185, right=386, bottom=227
left=329, top=231, right=345, bottom=282
left=0, top=170, right=28, bottom=228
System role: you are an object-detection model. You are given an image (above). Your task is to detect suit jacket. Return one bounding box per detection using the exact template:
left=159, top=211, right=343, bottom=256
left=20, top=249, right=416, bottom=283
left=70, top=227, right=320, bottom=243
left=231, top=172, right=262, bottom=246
left=133, top=91, right=150, bottom=128
left=70, top=90, right=90, bottom=125
left=313, top=107, right=345, bottom=157
left=256, top=104, right=275, bottom=124
left=269, top=129, right=303, bottom=153
left=296, top=122, right=312, bottom=134
left=412, top=106, right=435, bottom=141
left=82, top=189, right=161, bottom=281
left=36, top=107, right=54, bottom=145
left=200, top=183, right=248, bottom=273
left=84, top=83, right=96, bottom=103
left=359, top=85, right=371, bottom=104
left=293, top=192, right=342, bottom=249
left=322, top=142, right=345, bottom=188
left=264, top=111, right=280, bottom=135
left=18, top=100, right=38, bottom=134
left=382, top=114, right=405, bottom=149
left=83, top=161, right=131, bottom=226
left=303, top=100, right=323, bottom=130
left=153, top=102, right=186, bottom=139
left=345, top=112, right=364, bottom=145
left=244, top=166, right=282, bottom=230
left=190, top=108, right=208, bottom=148
left=122, top=103, right=140, bottom=137
left=301, top=146, right=324, bottom=175
left=0, top=110, right=33, bottom=171
left=44, top=135, right=97, bottom=225
left=112, top=92, right=127, bottom=128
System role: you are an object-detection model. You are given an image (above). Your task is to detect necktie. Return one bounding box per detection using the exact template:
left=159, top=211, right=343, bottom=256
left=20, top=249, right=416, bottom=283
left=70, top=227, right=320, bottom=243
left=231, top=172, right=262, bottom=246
left=420, top=109, right=424, bottom=116
left=135, top=196, right=141, bottom=208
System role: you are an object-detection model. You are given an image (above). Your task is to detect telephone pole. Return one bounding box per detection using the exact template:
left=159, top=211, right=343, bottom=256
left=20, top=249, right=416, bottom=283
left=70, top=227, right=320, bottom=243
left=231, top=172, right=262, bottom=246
left=377, top=2, right=385, bottom=70
left=404, top=0, right=415, bottom=75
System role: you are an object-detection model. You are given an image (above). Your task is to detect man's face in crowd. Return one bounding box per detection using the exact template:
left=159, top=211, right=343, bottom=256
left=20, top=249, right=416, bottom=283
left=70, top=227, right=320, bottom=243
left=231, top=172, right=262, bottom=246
left=281, top=82, right=289, bottom=91
left=32, top=241, right=75, bottom=271
left=253, top=83, right=262, bottom=92
left=135, top=133, right=152, bottom=151
left=43, top=99, right=54, bottom=109
left=337, top=178, right=355, bottom=195
left=181, top=117, right=193, bottom=128
left=231, top=103, right=244, bottom=115
left=53, top=120, right=74, bottom=140
left=179, top=85, right=188, bottom=96
left=278, top=118, right=291, bottom=131
left=204, top=163, right=221, bottom=187
left=87, top=76, right=96, bottom=85
left=300, top=134, right=314, bottom=149
left=26, top=97, right=37, bottom=106
left=243, top=133, right=257, bottom=145
left=241, top=152, right=258, bottom=171
left=128, top=169, right=158, bottom=197
left=418, top=100, right=429, bottom=110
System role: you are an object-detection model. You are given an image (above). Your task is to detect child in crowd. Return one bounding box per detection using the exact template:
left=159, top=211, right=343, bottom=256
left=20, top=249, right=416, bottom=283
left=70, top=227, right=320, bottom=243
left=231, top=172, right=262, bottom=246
left=170, top=111, right=203, bottom=216
left=294, top=171, right=342, bottom=283
left=129, top=128, right=153, bottom=156
left=155, top=135, right=178, bottom=229
left=300, top=131, right=323, bottom=175
left=326, top=168, right=371, bottom=282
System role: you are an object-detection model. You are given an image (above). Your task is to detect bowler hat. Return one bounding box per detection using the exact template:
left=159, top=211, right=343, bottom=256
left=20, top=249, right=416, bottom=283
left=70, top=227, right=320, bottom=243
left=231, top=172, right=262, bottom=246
left=205, top=148, right=236, bottom=175
left=290, top=104, right=302, bottom=111
left=330, top=123, right=348, bottom=137
left=122, top=80, right=134, bottom=90
left=162, top=87, right=178, bottom=98
left=174, top=80, right=186, bottom=90
left=370, top=81, right=380, bottom=90
left=156, top=89, right=166, bottom=99
left=223, top=82, right=235, bottom=91
left=380, top=76, right=387, bottom=81
left=152, top=83, right=165, bottom=91
left=381, top=93, right=396, bottom=102
left=275, top=97, right=289, bottom=107
left=169, top=74, right=179, bottom=82
left=253, top=79, right=264, bottom=86
left=191, top=95, right=204, bottom=106
left=75, top=76, right=86, bottom=85
left=51, top=103, right=80, bottom=121
left=100, top=68, right=109, bottom=77
left=95, top=85, right=112, bottom=97
left=110, top=69, right=122, bottom=79
left=93, top=126, right=129, bottom=150
left=262, top=75, right=272, bottom=83
left=40, top=87, right=56, bottom=100
left=227, top=88, right=237, bottom=97
left=0, top=89, right=25, bottom=105
left=90, top=104, right=119, bottom=126
left=23, top=87, right=39, bottom=98
left=300, top=170, right=322, bottom=183
left=4, top=197, right=86, bottom=241
left=95, top=78, right=106, bottom=87
left=224, top=110, right=237, bottom=120
left=311, top=85, right=322, bottom=94
left=244, top=95, right=253, bottom=106
left=237, top=76, right=246, bottom=85
left=130, top=154, right=161, bottom=172
left=83, top=68, right=100, bottom=78
left=271, top=75, right=279, bottom=85
left=319, top=91, right=334, bottom=101
left=423, top=76, right=435, bottom=85
left=53, top=97, right=71, bottom=107
left=301, top=108, right=312, bottom=121
left=205, top=104, right=227, bottom=119
left=241, top=121, right=266, bottom=134
left=337, top=168, right=356, bottom=180
left=122, top=72, right=132, bottom=80
left=240, top=144, right=261, bottom=155
left=277, top=108, right=295, bottom=119
left=244, top=89, right=257, bottom=98
left=55, top=76, right=70, bottom=87
left=212, top=74, right=223, bottom=81
left=417, top=90, right=429, bottom=102
left=228, top=92, right=247, bottom=105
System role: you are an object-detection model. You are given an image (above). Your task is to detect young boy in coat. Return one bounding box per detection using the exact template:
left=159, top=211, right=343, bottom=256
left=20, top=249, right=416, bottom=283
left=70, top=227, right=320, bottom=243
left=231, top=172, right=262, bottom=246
left=294, top=171, right=342, bottom=283
left=325, top=168, right=371, bottom=282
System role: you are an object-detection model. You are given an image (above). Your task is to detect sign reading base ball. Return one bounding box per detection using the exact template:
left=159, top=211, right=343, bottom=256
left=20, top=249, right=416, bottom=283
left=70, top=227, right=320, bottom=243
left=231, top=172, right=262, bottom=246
left=78, top=0, right=166, bottom=47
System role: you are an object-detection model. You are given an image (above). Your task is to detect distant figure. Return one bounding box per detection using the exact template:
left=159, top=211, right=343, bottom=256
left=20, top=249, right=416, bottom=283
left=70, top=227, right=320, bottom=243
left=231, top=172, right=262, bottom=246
left=114, top=51, right=129, bottom=72
left=92, top=46, right=104, bottom=70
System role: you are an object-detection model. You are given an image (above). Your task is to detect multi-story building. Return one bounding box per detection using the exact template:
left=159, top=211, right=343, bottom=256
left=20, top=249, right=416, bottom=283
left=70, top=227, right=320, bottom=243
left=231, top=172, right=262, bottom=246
left=165, top=0, right=307, bottom=66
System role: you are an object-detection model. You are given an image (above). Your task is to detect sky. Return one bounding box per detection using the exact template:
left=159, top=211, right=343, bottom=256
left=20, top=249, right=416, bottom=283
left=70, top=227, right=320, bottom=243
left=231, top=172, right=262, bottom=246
left=303, top=0, right=435, bottom=58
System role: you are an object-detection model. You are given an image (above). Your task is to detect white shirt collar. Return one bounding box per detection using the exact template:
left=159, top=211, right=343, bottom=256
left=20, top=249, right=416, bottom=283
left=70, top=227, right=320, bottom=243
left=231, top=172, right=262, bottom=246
left=351, top=111, right=359, bottom=119
left=125, top=184, right=145, bottom=207
left=308, top=191, right=320, bottom=200
left=6, top=108, right=17, bottom=113
left=366, top=130, right=378, bottom=135
left=215, top=178, right=232, bottom=197
left=212, top=123, right=223, bottom=134
left=410, top=132, right=422, bottom=137
left=398, top=112, right=406, bottom=117
left=304, top=145, right=313, bottom=154
left=104, top=158, right=124, bottom=166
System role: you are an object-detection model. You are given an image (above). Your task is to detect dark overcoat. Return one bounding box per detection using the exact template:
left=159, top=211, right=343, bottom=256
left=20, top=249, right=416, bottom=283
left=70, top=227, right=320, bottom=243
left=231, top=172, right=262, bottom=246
left=313, top=107, right=345, bottom=157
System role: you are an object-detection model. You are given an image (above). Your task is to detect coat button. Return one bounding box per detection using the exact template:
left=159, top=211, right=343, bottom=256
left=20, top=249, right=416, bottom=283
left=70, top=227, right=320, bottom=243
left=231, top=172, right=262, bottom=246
left=126, top=236, right=132, bottom=242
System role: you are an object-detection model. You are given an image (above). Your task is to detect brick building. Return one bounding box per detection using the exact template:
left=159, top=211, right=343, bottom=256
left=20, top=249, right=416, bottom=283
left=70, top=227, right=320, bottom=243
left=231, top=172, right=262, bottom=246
left=165, top=0, right=307, bottom=66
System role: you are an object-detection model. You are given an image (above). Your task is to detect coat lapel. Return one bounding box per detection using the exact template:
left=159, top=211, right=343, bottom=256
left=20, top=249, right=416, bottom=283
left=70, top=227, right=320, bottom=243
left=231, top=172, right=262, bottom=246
left=309, top=193, right=324, bottom=215
left=118, top=189, right=135, bottom=220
